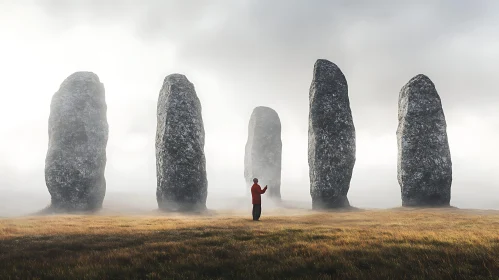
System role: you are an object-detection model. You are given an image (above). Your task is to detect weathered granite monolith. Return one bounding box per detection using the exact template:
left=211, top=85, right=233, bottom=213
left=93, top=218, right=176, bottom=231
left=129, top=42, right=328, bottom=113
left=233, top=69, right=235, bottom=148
left=156, top=74, right=207, bottom=212
left=397, top=74, right=452, bottom=207
left=45, top=72, right=108, bottom=212
left=308, top=59, right=356, bottom=209
left=244, top=106, right=282, bottom=200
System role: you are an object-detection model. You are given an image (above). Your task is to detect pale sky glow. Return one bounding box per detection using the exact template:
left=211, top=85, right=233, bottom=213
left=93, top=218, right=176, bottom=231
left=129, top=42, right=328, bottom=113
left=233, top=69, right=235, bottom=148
left=0, top=1, right=498, bottom=214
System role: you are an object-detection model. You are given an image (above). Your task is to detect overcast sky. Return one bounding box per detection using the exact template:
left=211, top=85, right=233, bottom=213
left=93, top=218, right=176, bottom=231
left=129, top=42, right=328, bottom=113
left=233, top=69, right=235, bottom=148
left=0, top=0, right=498, bottom=213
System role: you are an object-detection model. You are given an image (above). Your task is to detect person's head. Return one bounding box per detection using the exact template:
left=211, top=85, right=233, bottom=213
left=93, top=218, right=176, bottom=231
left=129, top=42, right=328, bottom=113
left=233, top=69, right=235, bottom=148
left=253, top=178, right=258, bottom=184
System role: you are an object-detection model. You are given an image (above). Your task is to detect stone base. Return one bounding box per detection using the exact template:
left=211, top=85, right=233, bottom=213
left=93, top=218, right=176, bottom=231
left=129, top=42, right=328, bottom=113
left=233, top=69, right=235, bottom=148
left=38, top=203, right=103, bottom=215
left=402, top=200, right=450, bottom=207
left=49, top=199, right=103, bottom=213
left=158, top=201, right=207, bottom=213
left=402, top=192, right=450, bottom=207
left=312, top=196, right=350, bottom=209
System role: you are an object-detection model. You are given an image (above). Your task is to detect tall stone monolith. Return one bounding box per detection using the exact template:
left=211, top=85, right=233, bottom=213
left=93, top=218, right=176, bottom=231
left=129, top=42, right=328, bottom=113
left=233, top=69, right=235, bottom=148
left=45, top=72, right=108, bottom=212
left=308, top=59, right=356, bottom=209
left=244, top=106, right=282, bottom=200
left=397, top=74, right=452, bottom=207
left=156, top=74, right=207, bottom=212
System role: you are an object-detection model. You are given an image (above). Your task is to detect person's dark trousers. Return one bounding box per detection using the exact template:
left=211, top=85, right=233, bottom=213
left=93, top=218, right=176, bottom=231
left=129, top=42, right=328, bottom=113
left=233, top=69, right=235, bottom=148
left=252, top=204, right=262, bottom=220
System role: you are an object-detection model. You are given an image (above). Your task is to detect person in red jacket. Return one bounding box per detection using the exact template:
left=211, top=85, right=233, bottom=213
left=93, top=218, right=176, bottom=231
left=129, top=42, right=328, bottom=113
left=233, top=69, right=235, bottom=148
left=251, top=178, right=267, bottom=221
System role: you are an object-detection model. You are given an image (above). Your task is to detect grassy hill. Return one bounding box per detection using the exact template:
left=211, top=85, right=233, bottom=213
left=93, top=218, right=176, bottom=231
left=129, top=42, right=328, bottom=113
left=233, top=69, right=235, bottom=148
left=1, top=208, right=499, bottom=279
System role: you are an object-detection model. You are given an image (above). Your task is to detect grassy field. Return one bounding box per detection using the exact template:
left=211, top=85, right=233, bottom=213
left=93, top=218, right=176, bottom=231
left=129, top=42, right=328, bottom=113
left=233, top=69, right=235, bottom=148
left=1, top=208, right=499, bottom=279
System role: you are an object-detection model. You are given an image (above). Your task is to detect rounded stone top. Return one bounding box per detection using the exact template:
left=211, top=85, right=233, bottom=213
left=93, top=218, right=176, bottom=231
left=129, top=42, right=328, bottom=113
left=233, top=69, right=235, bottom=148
left=315, top=58, right=339, bottom=68
left=163, top=73, right=190, bottom=85
left=405, top=74, right=435, bottom=90
left=253, top=106, right=277, bottom=114
left=59, top=72, right=102, bottom=91
left=312, top=59, right=345, bottom=83
left=399, top=74, right=442, bottom=117
left=64, top=71, right=100, bottom=83
left=401, top=74, right=439, bottom=102
left=412, top=74, right=431, bottom=80
left=252, top=106, right=280, bottom=120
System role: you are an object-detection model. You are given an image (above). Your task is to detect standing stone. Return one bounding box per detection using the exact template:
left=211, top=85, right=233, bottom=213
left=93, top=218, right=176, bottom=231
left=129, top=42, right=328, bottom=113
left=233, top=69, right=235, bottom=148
left=397, top=74, right=452, bottom=207
left=244, top=106, right=282, bottom=200
left=156, top=74, right=207, bottom=212
left=308, top=59, right=356, bottom=209
left=45, top=72, right=108, bottom=212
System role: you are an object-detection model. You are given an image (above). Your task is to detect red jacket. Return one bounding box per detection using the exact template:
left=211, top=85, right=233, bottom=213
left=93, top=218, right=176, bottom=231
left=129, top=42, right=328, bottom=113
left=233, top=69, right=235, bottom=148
left=251, top=184, right=267, bottom=204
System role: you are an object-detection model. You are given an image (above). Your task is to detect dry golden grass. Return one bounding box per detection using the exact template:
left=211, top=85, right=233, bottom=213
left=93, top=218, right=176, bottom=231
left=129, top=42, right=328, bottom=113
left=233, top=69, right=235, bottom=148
left=1, top=208, right=499, bottom=279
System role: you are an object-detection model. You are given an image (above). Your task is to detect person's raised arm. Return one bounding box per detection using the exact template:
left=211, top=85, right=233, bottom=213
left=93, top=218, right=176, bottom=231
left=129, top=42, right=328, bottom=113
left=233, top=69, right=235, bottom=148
left=261, top=185, right=267, bottom=194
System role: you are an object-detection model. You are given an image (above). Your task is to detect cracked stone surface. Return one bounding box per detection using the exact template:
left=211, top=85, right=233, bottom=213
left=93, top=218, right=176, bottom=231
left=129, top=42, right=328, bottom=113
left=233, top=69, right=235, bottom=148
left=156, top=74, right=207, bottom=212
left=244, top=106, right=282, bottom=200
left=397, top=74, right=452, bottom=207
left=308, top=59, right=356, bottom=209
left=45, top=72, right=108, bottom=212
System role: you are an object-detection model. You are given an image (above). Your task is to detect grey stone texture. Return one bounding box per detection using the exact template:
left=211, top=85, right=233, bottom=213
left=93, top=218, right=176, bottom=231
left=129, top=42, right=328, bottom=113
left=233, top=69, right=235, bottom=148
left=244, top=106, right=282, bottom=199
left=45, top=72, right=108, bottom=212
left=156, top=74, right=208, bottom=212
left=397, top=74, right=452, bottom=207
left=308, top=59, right=356, bottom=209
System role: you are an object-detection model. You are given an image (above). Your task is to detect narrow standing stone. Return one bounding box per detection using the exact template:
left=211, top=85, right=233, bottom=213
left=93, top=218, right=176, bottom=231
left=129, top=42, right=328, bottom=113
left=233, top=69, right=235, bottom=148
left=308, top=59, right=356, bottom=209
left=244, top=106, right=282, bottom=200
left=45, top=72, right=108, bottom=212
left=397, top=74, right=452, bottom=207
left=156, top=74, right=208, bottom=212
